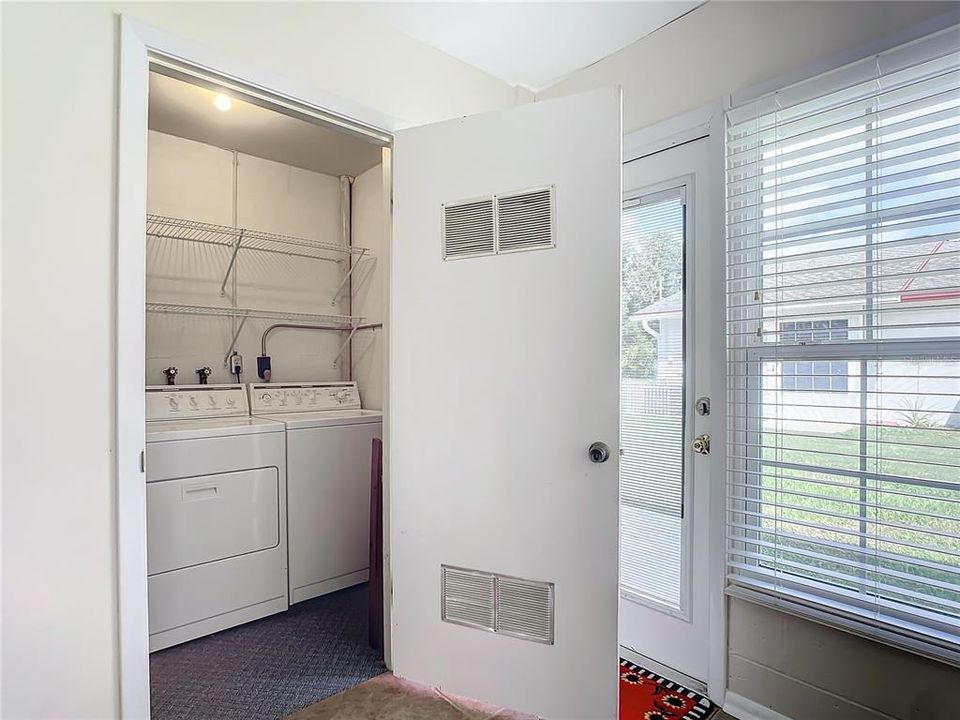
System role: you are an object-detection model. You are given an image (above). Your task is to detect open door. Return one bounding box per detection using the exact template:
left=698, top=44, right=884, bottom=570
left=390, top=88, right=622, bottom=719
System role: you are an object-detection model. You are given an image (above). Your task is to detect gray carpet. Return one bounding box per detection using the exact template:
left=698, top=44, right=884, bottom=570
left=150, top=584, right=386, bottom=720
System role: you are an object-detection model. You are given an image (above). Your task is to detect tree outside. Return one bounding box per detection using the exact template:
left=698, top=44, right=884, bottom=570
left=621, top=229, right=683, bottom=379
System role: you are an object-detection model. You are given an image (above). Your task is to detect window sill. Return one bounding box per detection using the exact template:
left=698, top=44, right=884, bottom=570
left=726, top=584, right=960, bottom=669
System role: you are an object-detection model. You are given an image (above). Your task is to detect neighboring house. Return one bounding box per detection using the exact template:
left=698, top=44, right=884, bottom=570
left=629, top=290, right=960, bottom=432
left=631, top=291, right=683, bottom=386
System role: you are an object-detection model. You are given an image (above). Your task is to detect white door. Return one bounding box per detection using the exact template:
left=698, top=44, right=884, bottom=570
left=619, top=137, right=719, bottom=687
left=390, top=88, right=622, bottom=719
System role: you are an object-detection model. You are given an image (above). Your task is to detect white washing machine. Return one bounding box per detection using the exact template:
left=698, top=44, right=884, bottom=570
left=145, top=384, right=288, bottom=651
left=249, top=381, right=382, bottom=604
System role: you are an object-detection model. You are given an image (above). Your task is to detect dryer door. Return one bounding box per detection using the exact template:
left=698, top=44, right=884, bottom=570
left=147, top=468, right=280, bottom=575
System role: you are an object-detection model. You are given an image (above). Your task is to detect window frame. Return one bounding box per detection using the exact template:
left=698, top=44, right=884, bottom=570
left=724, top=21, right=960, bottom=664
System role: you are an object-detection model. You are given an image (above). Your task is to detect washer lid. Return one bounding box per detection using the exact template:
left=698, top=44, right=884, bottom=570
left=255, top=408, right=382, bottom=429
left=146, top=416, right=284, bottom=442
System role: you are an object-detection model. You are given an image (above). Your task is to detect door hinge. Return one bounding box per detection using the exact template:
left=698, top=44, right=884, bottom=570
left=139, top=450, right=145, bottom=473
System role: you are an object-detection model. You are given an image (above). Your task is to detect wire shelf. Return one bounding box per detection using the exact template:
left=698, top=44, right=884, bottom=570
left=146, top=302, right=363, bottom=327
left=146, top=214, right=367, bottom=262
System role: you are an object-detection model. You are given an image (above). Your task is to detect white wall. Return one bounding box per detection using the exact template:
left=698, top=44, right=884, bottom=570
left=538, top=1, right=953, bottom=135
left=351, top=164, right=387, bottom=410
left=538, top=2, right=960, bottom=717
left=146, top=130, right=351, bottom=385
left=0, top=3, right=519, bottom=717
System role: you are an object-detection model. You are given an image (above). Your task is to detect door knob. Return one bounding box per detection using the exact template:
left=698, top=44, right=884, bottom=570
left=692, top=434, right=711, bottom=455
left=588, top=441, right=610, bottom=464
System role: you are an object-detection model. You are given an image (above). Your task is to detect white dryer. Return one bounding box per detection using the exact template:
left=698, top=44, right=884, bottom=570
left=249, top=381, right=382, bottom=604
left=145, top=384, right=287, bottom=651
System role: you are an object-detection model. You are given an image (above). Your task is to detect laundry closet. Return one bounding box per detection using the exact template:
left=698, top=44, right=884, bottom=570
left=142, top=69, right=388, bottom=718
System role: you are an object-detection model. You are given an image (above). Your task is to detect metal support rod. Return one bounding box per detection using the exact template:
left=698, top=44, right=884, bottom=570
left=222, top=314, right=248, bottom=366
left=331, top=247, right=366, bottom=305
left=333, top=324, right=361, bottom=367
left=219, top=229, right=244, bottom=297
left=260, top=322, right=383, bottom=357
left=231, top=151, right=239, bottom=345
left=340, top=175, right=353, bottom=379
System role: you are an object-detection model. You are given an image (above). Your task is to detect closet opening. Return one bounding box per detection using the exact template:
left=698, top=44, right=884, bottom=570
left=143, top=64, right=390, bottom=719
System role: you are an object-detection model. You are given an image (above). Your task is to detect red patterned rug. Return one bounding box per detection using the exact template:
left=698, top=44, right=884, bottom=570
left=620, top=659, right=718, bottom=720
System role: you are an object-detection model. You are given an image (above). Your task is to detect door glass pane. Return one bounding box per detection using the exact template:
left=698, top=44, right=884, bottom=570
left=621, top=191, right=686, bottom=610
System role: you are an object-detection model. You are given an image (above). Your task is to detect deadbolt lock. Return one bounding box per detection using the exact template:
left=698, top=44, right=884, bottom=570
left=692, top=434, right=711, bottom=455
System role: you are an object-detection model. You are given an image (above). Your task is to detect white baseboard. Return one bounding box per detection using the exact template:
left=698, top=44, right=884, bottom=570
left=722, top=692, right=795, bottom=720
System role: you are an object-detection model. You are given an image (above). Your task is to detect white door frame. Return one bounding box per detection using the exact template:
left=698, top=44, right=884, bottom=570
left=620, top=101, right=727, bottom=705
left=116, top=17, right=403, bottom=718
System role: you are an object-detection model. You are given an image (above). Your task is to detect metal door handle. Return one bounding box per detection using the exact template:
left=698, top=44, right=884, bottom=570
left=692, top=434, right=711, bottom=455
left=588, top=442, right=610, bottom=464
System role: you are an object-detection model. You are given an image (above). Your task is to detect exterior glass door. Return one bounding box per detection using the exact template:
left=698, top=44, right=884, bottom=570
left=619, top=136, right=717, bottom=688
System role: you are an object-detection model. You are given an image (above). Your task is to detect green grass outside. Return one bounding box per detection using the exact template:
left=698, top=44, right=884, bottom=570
left=620, top=410, right=960, bottom=615
left=757, top=425, right=960, bottom=614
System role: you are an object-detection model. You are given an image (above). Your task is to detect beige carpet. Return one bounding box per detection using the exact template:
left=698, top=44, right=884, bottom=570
left=284, top=673, right=538, bottom=720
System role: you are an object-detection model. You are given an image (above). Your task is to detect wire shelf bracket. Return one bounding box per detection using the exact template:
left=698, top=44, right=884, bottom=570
left=219, top=229, right=245, bottom=298
left=331, top=248, right=369, bottom=306
left=332, top=323, right=361, bottom=368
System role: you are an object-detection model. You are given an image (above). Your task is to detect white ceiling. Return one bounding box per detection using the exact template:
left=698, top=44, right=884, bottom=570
left=371, top=1, right=705, bottom=92
left=148, top=72, right=384, bottom=178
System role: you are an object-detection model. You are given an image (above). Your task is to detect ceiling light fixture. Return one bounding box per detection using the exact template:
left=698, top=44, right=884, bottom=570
left=213, top=93, right=232, bottom=112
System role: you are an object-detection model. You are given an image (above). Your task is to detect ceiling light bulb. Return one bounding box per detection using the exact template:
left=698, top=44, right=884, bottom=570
left=213, top=93, right=232, bottom=112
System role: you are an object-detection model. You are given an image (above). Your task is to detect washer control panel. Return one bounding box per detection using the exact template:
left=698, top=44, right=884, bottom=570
left=248, top=382, right=362, bottom=414
left=146, top=384, right=250, bottom=421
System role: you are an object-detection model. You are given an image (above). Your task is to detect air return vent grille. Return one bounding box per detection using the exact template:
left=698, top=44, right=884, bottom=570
left=441, top=565, right=554, bottom=644
left=496, top=187, right=554, bottom=253
left=441, top=186, right=555, bottom=261
left=442, top=198, right=495, bottom=259
left=441, top=566, right=495, bottom=630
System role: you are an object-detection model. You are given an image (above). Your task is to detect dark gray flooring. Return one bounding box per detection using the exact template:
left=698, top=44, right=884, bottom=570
left=150, top=585, right=386, bottom=720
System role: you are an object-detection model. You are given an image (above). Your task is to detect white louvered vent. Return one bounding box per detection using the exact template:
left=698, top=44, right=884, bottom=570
left=495, top=576, right=554, bottom=644
left=495, top=187, right=554, bottom=254
left=441, top=565, right=554, bottom=644
left=441, top=566, right=495, bottom=630
left=442, top=198, right=495, bottom=260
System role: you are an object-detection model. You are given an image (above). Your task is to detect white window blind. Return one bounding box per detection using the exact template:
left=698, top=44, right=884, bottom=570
left=621, top=189, right=686, bottom=610
left=725, top=26, right=960, bottom=662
